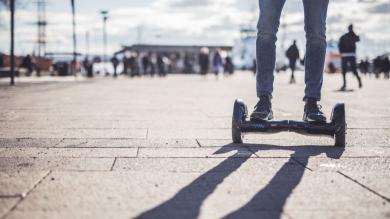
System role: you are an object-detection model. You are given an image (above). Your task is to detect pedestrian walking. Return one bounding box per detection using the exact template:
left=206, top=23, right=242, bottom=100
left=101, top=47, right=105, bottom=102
left=224, top=55, right=234, bottom=75
left=157, top=53, right=166, bottom=77
left=338, top=24, right=362, bottom=90
left=20, top=54, right=33, bottom=76
left=0, top=53, right=4, bottom=68
left=285, top=40, right=300, bottom=84
left=198, top=47, right=210, bottom=76
left=129, top=52, right=140, bottom=77
left=383, top=56, right=390, bottom=79
left=83, top=57, right=93, bottom=78
left=142, top=53, right=150, bottom=76
left=110, top=55, right=119, bottom=78
left=122, top=55, right=129, bottom=75
left=212, top=48, right=223, bottom=79
left=250, top=0, right=330, bottom=123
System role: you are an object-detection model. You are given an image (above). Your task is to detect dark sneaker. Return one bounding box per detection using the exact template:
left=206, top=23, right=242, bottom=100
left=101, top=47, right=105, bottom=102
left=250, top=95, right=273, bottom=121
left=303, top=98, right=327, bottom=123
left=358, top=79, right=363, bottom=88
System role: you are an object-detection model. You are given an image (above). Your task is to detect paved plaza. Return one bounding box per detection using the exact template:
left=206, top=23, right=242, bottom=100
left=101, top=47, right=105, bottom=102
left=0, top=72, right=389, bottom=219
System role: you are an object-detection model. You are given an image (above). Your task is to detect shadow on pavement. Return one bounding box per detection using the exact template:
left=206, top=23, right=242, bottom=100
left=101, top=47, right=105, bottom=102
left=135, top=144, right=345, bottom=219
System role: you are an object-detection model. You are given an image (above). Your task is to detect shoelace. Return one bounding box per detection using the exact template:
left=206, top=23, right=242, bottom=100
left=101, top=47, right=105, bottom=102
left=254, top=99, right=270, bottom=111
left=309, top=103, right=324, bottom=114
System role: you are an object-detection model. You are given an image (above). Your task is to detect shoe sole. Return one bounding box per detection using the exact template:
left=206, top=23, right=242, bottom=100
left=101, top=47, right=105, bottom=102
left=303, top=114, right=326, bottom=123
left=250, top=112, right=273, bottom=121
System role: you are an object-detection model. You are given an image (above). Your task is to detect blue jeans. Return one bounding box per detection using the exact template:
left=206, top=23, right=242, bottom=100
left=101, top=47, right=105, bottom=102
left=256, top=0, right=329, bottom=101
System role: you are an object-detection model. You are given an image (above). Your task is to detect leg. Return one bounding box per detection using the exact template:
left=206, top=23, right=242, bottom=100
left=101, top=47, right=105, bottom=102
left=256, top=0, right=286, bottom=98
left=290, top=60, right=296, bottom=83
left=303, top=0, right=329, bottom=101
left=350, top=57, right=362, bottom=87
left=341, top=57, right=348, bottom=89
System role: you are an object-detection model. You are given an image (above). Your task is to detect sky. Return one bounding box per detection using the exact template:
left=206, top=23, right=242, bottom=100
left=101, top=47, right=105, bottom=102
left=0, top=0, right=389, bottom=58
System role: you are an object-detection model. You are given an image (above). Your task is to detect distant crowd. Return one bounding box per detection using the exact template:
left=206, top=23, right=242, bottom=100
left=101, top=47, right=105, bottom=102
left=81, top=47, right=235, bottom=78
left=357, top=56, right=390, bottom=79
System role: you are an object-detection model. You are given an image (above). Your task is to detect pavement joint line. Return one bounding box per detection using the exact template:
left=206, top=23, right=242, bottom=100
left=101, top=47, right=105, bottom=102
left=244, top=145, right=261, bottom=158
left=1, top=170, right=52, bottom=219
left=0, top=146, right=203, bottom=149
left=52, top=138, right=65, bottom=147
left=337, top=171, right=390, bottom=202
left=7, top=137, right=148, bottom=140
left=0, top=156, right=138, bottom=158
left=110, top=157, right=117, bottom=171
left=52, top=170, right=112, bottom=173
left=195, top=139, right=202, bottom=147
left=291, top=157, right=313, bottom=171
left=0, top=195, right=22, bottom=199
left=348, top=128, right=390, bottom=130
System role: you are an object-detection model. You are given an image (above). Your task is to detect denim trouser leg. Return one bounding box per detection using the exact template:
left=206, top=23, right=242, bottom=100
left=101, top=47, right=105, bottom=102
left=256, top=0, right=329, bottom=101
left=256, top=0, right=286, bottom=99
left=303, top=0, right=329, bottom=101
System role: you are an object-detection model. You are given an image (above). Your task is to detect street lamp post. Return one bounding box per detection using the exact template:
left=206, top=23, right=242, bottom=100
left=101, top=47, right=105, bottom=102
left=10, top=0, right=15, bottom=85
left=71, top=0, right=77, bottom=75
left=100, top=10, right=108, bottom=75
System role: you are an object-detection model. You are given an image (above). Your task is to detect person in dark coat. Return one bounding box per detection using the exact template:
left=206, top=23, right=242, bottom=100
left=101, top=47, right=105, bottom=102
left=142, top=54, right=150, bottom=76
left=83, top=57, right=93, bottom=78
left=338, top=24, right=362, bottom=90
left=122, top=55, right=128, bottom=75
left=0, top=53, right=4, bottom=68
left=21, top=54, right=34, bottom=76
left=198, top=47, right=209, bottom=76
left=383, top=56, right=390, bottom=79
left=285, top=40, right=300, bottom=84
left=224, top=55, right=234, bottom=75
left=157, top=53, right=166, bottom=77
left=110, top=55, right=119, bottom=78
left=212, top=48, right=223, bottom=78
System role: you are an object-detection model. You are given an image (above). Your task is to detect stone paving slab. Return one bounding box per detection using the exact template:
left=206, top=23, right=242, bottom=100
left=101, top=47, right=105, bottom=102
left=3, top=160, right=300, bottom=219
left=197, top=128, right=390, bottom=147
left=113, top=155, right=301, bottom=173
left=0, top=158, right=114, bottom=171
left=0, top=138, right=63, bottom=148
left=0, top=138, right=199, bottom=148
left=137, top=147, right=255, bottom=158
left=0, top=147, right=138, bottom=158
left=0, top=171, right=49, bottom=196
left=148, top=128, right=231, bottom=139
left=337, top=172, right=390, bottom=201
left=0, top=198, right=19, bottom=218
left=285, top=209, right=390, bottom=219
left=55, top=138, right=199, bottom=148
left=1, top=129, right=147, bottom=139
left=5, top=160, right=388, bottom=219
left=246, top=145, right=390, bottom=158
left=201, top=171, right=388, bottom=218
left=297, top=157, right=390, bottom=172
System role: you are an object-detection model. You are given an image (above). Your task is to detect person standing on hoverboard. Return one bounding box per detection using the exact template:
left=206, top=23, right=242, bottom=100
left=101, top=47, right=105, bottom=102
left=338, top=24, right=363, bottom=91
left=250, top=0, right=328, bottom=123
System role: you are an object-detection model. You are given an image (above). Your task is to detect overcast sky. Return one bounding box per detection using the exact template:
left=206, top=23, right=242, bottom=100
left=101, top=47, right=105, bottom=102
left=0, top=0, right=389, bottom=58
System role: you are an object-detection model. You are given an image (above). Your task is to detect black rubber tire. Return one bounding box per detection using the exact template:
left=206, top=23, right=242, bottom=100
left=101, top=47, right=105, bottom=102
left=335, top=124, right=346, bottom=147
left=232, top=99, right=247, bottom=144
left=334, top=103, right=346, bottom=147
